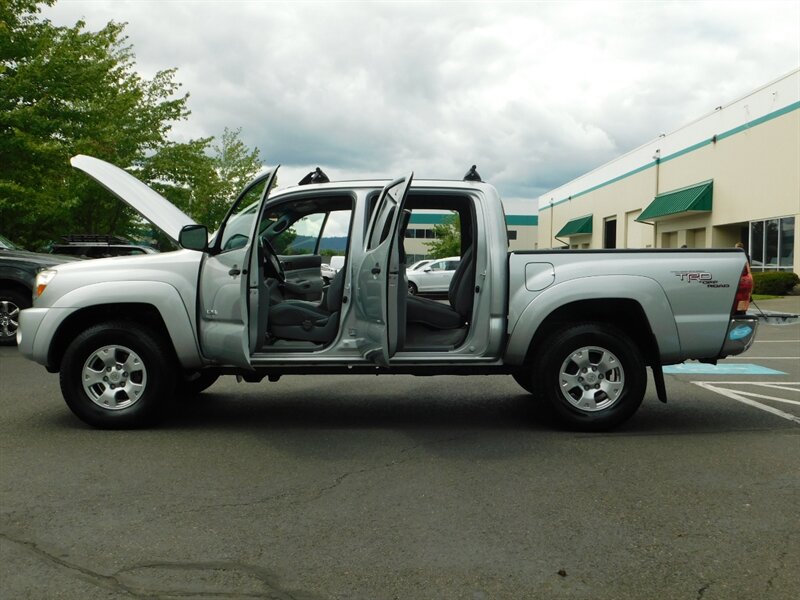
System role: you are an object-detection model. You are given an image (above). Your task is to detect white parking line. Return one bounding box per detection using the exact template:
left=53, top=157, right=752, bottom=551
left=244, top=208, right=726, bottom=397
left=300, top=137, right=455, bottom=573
left=723, top=390, right=800, bottom=406
left=760, top=383, right=800, bottom=392
left=693, top=381, right=800, bottom=425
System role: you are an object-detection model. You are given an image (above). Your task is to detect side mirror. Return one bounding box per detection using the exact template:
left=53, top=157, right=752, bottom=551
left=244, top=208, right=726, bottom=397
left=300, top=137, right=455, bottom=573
left=423, top=267, right=432, bottom=272
left=179, top=224, right=208, bottom=251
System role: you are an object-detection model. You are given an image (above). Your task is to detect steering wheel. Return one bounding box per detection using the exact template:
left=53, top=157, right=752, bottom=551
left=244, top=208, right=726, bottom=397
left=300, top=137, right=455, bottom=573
left=260, top=237, right=285, bottom=282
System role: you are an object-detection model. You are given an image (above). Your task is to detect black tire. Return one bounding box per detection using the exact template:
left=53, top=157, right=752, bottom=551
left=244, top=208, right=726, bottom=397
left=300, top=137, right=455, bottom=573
left=407, top=281, right=418, bottom=295
left=177, top=371, right=220, bottom=400
left=0, top=289, right=30, bottom=346
left=528, top=322, right=646, bottom=431
left=59, top=321, right=176, bottom=429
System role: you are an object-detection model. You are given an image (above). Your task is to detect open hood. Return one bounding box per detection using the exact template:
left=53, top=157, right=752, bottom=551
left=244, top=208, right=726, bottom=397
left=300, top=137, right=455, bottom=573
left=71, top=155, right=196, bottom=244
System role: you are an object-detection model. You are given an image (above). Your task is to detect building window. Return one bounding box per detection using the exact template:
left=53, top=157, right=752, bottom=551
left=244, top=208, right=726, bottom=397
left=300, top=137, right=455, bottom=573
left=749, top=216, right=794, bottom=271
left=507, top=230, right=518, bottom=240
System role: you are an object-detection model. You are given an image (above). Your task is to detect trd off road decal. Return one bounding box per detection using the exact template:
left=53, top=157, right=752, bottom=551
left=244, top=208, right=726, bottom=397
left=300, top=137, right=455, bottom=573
left=672, top=271, right=730, bottom=288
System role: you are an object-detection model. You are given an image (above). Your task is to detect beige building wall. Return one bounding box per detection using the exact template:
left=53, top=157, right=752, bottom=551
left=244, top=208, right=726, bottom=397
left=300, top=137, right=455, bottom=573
left=404, top=218, right=538, bottom=258
left=538, top=70, right=799, bottom=266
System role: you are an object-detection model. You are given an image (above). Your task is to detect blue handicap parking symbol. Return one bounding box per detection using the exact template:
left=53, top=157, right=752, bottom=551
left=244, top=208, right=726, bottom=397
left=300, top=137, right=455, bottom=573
left=663, top=363, right=786, bottom=375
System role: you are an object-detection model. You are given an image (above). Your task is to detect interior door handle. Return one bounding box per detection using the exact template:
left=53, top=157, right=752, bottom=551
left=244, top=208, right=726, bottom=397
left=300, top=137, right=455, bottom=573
left=229, top=267, right=241, bottom=276
left=371, top=267, right=381, bottom=275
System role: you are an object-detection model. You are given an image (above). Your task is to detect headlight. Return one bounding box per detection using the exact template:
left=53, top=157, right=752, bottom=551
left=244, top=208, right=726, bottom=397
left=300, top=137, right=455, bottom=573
left=35, top=269, right=57, bottom=297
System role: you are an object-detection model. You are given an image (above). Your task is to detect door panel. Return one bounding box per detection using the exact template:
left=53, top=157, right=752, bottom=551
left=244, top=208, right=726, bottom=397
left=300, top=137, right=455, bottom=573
left=198, top=168, right=279, bottom=367
left=199, top=247, right=250, bottom=363
left=354, top=174, right=413, bottom=365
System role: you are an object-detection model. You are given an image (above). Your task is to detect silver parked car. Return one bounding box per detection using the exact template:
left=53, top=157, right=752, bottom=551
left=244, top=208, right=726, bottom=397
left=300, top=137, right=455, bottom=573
left=406, top=256, right=460, bottom=295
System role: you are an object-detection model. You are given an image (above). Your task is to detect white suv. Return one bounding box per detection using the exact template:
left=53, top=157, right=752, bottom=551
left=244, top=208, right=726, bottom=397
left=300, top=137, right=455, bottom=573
left=406, top=256, right=460, bottom=295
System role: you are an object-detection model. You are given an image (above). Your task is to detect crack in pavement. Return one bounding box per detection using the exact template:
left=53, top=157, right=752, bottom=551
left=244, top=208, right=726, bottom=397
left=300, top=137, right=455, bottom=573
left=765, top=535, right=791, bottom=594
left=1, top=532, right=142, bottom=598
left=696, top=582, right=712, bottom=599
left=168, top=433, right=475, bottom=514
left=1, top=531, right=323, bottom=599
left=305, top=433, right=475, bottom=503
left=0, top=435, right=472, bottom=598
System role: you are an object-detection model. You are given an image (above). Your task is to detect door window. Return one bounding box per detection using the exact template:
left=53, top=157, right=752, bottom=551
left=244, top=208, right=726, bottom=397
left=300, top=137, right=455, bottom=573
left=262, top=207, right=353, bottom=257
left=271, top=213, right=325, bottom=255
left=217, top=180, right=270, bottom=252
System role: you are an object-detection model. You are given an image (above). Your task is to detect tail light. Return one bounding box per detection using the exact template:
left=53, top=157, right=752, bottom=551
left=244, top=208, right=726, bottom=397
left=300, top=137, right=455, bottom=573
left=733, top=263, right=753, bottom=314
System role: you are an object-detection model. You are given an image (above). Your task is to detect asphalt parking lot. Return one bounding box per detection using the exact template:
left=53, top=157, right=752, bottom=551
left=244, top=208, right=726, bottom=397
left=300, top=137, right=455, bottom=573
left=1, top=297, right=798, bottom=600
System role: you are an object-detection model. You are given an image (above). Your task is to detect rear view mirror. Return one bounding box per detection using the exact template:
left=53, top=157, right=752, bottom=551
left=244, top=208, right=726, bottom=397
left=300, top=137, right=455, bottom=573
left=179, top=224, right=208, bottom=251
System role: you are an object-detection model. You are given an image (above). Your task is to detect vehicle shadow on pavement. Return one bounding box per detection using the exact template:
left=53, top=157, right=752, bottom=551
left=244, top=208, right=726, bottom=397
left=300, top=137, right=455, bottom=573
left=164, top=392, right=557, bottom=432
left=40, top=377, right=795, bottom=439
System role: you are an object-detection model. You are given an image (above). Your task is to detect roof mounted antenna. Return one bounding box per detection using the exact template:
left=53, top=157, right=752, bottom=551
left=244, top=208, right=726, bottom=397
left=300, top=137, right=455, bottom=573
left=298, top=167, right=330, bottom=186
left=463, top=165, right=482, bottom=182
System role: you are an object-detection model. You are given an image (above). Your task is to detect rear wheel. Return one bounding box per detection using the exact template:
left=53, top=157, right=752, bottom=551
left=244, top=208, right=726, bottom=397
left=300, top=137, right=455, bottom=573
left=59, top=321, right=176, bottom=428
left=528, top=322, right=646, bottom=431
left=0, top=289, right=29, bottom=346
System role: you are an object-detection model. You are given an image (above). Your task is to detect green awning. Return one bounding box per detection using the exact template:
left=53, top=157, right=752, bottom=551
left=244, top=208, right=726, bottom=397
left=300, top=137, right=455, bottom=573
left=556, top=214, right=593, bottom=237
left=637, top=180, right=713, bottom=222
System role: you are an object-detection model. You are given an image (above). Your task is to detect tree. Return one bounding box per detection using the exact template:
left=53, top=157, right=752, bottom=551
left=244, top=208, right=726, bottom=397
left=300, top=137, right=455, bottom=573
left=139, top=128, right=262, bottom=231
left=425, top=213, right=461, bottom=258
left=0, top=2, right=262, bottom=248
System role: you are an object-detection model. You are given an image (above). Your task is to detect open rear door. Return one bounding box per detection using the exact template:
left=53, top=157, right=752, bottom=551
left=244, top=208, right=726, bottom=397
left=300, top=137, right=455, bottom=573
left=354, top=174, right=413, bottom=365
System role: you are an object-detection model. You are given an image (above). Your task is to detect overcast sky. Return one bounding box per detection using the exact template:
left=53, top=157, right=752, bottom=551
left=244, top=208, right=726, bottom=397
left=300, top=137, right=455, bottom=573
left=44, top=1, right=800, bottom=214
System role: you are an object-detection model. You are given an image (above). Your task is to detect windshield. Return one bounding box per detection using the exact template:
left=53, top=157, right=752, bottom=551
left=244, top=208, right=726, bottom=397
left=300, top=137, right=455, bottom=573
left=0, top=234, right=19, bottom=250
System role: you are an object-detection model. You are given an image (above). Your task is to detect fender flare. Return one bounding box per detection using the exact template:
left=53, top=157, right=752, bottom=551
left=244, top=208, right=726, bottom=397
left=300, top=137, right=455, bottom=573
left=504, top=275, right=681, bottom=365
left=47, top=281, right=202, bottom=370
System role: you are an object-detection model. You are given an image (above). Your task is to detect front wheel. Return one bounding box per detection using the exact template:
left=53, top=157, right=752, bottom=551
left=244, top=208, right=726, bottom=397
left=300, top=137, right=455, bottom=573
left=59, top=321, right=176, bottom=428
left=529, top=323, right=646, bottom=431
left=407, top=281, right=418, bottom=295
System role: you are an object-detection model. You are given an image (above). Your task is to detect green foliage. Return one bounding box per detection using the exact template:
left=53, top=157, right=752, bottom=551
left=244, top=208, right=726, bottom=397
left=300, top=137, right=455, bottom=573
left=752, top=271, right=799, bottom=295
left=425, top=213, right=461, bottom=259
left=141, top=127, right=262, bottom=231
left=0, top=2, right=262, bottom=248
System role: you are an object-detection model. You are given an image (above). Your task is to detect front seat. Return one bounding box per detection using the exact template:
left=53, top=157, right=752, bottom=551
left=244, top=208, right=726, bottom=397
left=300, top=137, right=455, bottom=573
left=405, top=245, right=475, bottom=330
left=268, top=269, right=345, bottom=343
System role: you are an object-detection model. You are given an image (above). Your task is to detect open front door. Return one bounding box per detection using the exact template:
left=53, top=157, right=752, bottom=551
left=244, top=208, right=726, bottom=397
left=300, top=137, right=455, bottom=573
left=198, top=168, right=279, bottom=367
left=354, top=174, right=413, bottom=365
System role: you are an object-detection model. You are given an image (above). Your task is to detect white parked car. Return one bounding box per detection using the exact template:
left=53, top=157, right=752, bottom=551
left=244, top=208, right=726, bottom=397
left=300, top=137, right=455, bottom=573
left=406, top=256, right=460, bottom=295
left=321, top=255, right=345, bottom=283
left=406, top=259, right=433, bottom=272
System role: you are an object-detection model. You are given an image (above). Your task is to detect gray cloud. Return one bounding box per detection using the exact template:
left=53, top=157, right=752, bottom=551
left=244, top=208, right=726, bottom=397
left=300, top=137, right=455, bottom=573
left=45, top=1, right=800, bottom=212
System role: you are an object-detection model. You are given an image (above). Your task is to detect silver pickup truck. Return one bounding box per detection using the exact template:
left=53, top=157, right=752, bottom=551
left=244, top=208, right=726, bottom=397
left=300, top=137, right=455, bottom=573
left=18, top=156, right=758, bottom=431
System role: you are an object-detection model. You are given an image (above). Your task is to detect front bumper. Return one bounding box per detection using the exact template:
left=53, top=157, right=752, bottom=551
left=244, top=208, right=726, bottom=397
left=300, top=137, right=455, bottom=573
left=17, top=308, right=49, bottom=363
left=719, top=316, right=759, bottom=357
left=17, top=307, right=74, bottom=369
